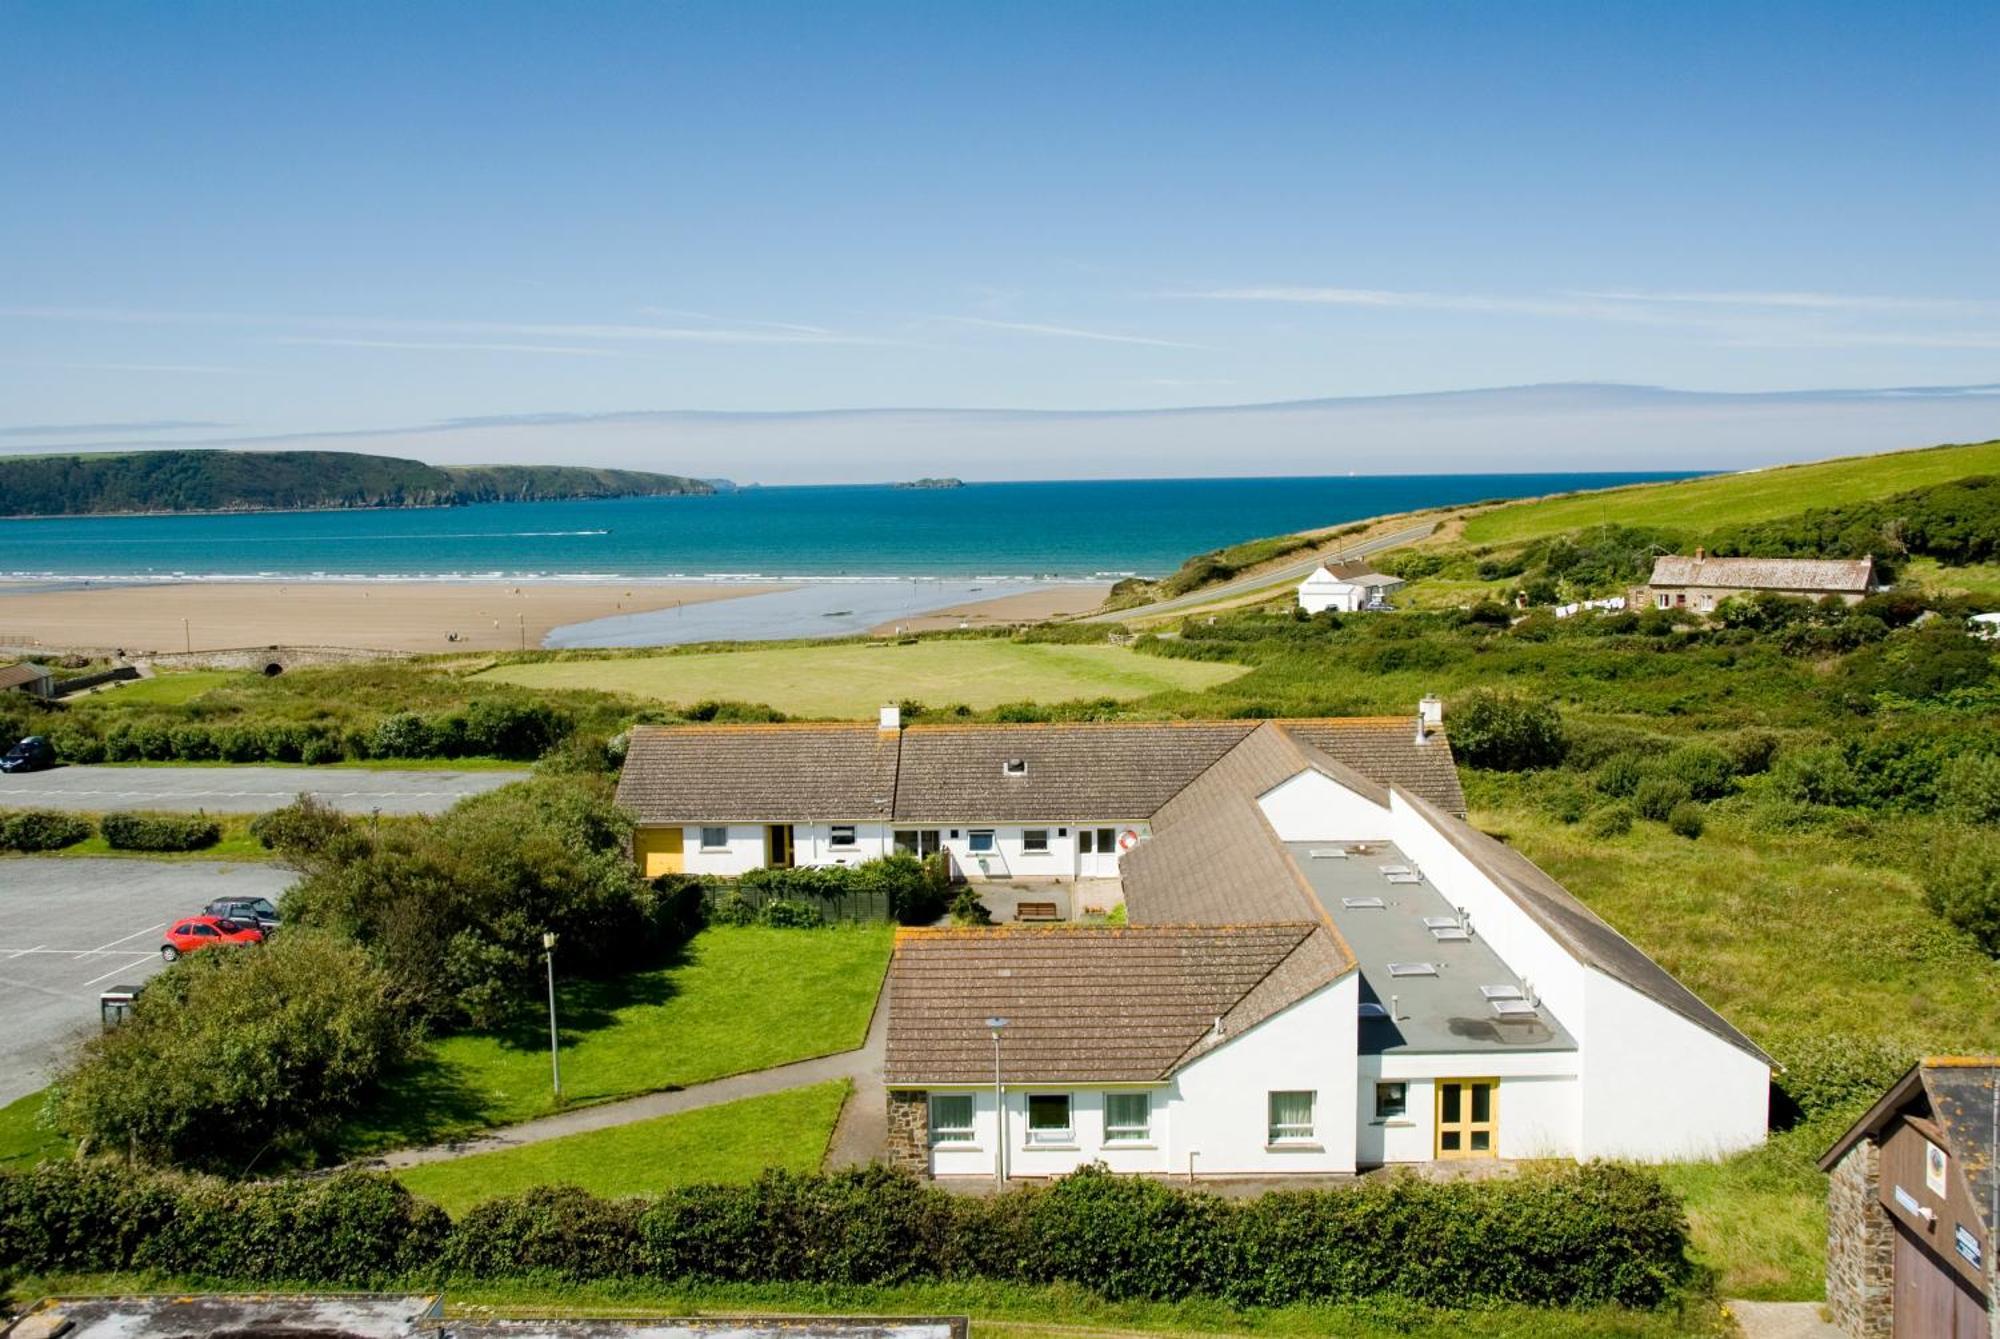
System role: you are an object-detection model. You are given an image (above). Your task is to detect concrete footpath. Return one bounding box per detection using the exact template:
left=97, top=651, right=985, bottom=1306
left=1727, top=1300, right=1839, bottom=1338
left=376, top=980, right=891, bottom=1171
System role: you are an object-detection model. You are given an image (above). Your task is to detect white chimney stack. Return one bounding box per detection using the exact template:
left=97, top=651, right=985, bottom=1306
left=1416, top=694, right=1443, bottom=742
left=879, top=703, right=902, bottom=734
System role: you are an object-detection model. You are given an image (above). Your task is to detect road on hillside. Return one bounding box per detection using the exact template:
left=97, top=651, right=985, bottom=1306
left=0, top=764, right=529, bottom=815
left=1080, top=519, right=1438, bottom=623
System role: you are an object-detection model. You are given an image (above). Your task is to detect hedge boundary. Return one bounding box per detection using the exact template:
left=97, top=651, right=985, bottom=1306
left=0, top=1161, right=1693, bottom=1309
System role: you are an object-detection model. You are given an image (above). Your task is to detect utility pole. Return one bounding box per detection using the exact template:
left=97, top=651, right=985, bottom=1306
left=182, top=618, right=191, bottom=654
left=543, top=931, right=561, bottom=1100
left=518, top=612, right=527, bottom=651
left=987, top=1016, right=1008, bottom=1189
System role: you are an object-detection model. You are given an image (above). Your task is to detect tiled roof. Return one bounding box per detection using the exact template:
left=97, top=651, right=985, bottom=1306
left=884, top=923, right=1350, bottom=1085
left=1923, top=1061, right=2000, bottom=1238
left=614, top=723, right=900, bottom=822
left=1648, top=554, right=1874, bottom=593
left=0, top=662, right=51, bottom=690
left=893, top=721, right=1256, bottom=822
left=614, top=717, right=1464, bottom=824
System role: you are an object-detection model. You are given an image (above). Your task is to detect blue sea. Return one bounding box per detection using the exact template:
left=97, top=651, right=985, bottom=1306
left=0, top=473, right=1691, bottom=584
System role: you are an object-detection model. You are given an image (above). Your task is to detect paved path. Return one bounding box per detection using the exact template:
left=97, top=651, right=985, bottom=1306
left=1728, top=1300, right=1839, bottom=1338
left=377, top=980, right=891, bottom=1170
left=0, top=857, right=299, bottom=1103
left=1080, top=520, right=1437, bottom=623
left=0, top=764, right=529, bottom=815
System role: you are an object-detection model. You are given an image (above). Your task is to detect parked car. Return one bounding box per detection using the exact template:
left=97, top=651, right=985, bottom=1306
left=204, top=897, right=280, bottom=932
left=0, top=736, right=56, bottom=773
left=160, top=915, right=265, bottom=961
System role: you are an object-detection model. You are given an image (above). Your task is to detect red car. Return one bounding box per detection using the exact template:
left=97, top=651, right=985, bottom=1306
left=160, top=915, right=265, bottom=961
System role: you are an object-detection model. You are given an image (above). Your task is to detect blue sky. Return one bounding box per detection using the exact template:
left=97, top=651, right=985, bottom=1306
left=2, top=1, right=1997, bottom=463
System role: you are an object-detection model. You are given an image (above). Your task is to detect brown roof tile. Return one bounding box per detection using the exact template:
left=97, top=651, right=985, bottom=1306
left=1648, top=554, right=1875, bottom=593
left=614, top=723, right=900, bottom=822
left=884, top=922, right=1350, bottom=1085
left=893, top=721, right=1257, bottom=822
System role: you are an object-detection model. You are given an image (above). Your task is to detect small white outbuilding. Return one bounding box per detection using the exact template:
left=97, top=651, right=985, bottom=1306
left=1298, top=566, right=1367, bottom=613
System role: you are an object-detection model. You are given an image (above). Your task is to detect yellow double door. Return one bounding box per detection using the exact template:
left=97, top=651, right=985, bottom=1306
left=635, top=827, right=683, bottom=877
left=1435, top=1079, right=1498, bottom=1158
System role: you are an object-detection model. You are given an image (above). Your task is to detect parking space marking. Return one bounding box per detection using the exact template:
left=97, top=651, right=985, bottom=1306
left=84, top=923, right=168, bottom=955
left=82, top=954, right=160, bottom=988
left=7, top=944, right=45, bottom=959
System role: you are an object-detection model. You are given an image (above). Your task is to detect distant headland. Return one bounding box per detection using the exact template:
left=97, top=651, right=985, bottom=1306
left=893, top=477, right=965, bottom=490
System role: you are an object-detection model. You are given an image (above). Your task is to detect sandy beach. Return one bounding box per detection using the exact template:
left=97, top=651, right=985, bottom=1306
left=0, top=581, right=793, bottom=655
left=867, top=583, right=1112, bottom=635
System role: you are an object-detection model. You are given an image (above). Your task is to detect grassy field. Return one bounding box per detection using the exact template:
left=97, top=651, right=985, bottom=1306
left=477, top=640, right=1247, bottom=717
left=394, top=1080, right=850, bottom=1215
left=0, top=1091, right=68, bottom=1169
left=0, top=810, right=268, bottom=861
left=1460, top=438, right=2000, bottom=547
left=86, top=670, right=243, bottom=705
left=342, top=924, right=892, bottom=1153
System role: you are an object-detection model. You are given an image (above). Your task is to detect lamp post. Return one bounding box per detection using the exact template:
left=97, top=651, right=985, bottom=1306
left=987, top=1016, right=1008, bottom=1189
left=543, top=931, right=561, bottom=1100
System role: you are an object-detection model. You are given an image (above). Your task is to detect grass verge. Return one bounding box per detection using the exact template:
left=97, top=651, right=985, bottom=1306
left=0, top=1090, right=69, bottom=1170
left=393, top=1080, right=850, bottom=1216
left=475, top=640, right=1246, bottom=717
left=341, top=925, right=893, bottom=1154
left=0, top=811, right=269, bottom=861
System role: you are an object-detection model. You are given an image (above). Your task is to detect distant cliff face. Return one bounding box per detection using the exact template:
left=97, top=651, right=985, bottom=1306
left=0, top=450, right=713, bottom=517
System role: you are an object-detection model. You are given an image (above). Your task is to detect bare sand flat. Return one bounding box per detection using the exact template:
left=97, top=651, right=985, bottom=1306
left=0, top=581, right=792, bottom=655
left=868, top=582, right=1111, bottom=635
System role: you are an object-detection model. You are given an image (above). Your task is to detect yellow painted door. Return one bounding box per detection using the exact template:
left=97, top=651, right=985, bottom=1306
left=635, top=827, right=684, bottom=877
left=1436, top=1079, right=1498, bottom=1159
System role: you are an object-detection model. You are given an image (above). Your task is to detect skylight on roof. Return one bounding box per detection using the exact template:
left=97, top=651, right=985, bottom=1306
left=1340, top=896, right=1387, bottom=909
left=1308, top=848, right=1348, bottom=859
left=1386, top=962, right=1437, bottom=977
left=1430, top=927, right=1471, bottom=941
left=1357, top=1001, right=1390, bottom=1019
left=1491, top=998, right=1539, bottom=1018
left=1385, top=871, right=1423, bottom=885
left=1421, top=916, right=1460, bottom=929
left=1479, top=984, right=1524, bottom=1000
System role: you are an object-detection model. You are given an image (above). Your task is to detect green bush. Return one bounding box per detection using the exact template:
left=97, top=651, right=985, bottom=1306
left=0, top=809, right=93, bottom=851
left=761, top=898, right=823, bottom=928
left=99, top=811, right=221, bottom=852
left=1769, top=1032, right=1918, bottom=1125
left=1769, top=743, right=1862, bottom=808
left=368, top=712, right=433, bottom=758
left=1923, top=830, right=2000, bottom=954
left=949, top=888, right=994, bottom=925
left=300, top=732, right=343, bottom=764
left=1723, top=728, right=1782, bottom=776
left=1632, top=778, right=1692, bottom=823
left=169, top=724, right=218, bottom=761
left=1594, top=753, right=1647, bottom=798
left=1588, top=803, right=1635, bottom=837
left=1449, top=689, right=1568, bottom=771
left=0, top=1163, right=1691, bottom=1308
left=1660, top=744, right=1735, bottom=800
left=1937, top=751, right=2000, bottom=825
left=48, top=726, right=105, bottom=764
left=1666, top=801, right=1705, bottom=839
left=48, top=931, right=410, bottom=1170
left=249, top=793, right=349, bottom=857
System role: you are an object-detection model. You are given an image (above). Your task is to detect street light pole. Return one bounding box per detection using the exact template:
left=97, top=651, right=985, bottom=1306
left=543, top=931, right=561, bottom=1100
left=987, top=1016, right=1008, bottom=1190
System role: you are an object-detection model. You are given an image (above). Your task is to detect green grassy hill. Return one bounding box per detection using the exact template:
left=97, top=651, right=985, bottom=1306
left=0, top=449, right=712, bottom=516
left=1461, top=438, right=2000, bottom=546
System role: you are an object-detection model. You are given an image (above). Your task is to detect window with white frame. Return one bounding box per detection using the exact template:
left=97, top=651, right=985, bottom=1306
left=1268, top=1090, right=1316, bottom=1143
left=699, top=826, right=729, bottom=851
left=1104, top=1092, right=1151, bottom=1142
left=829, top=825, right=857, bottom=848
left=929, top=1093, right=974, bottom=1144
left=968, top=829, right=996, bottom=853
left=1026, top=1093, right=1073, bottom=1143
left=1022, top=828, right=1049, bottom=853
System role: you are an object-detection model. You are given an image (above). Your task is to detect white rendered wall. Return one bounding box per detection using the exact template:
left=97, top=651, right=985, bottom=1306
left=1578, top=969, right=1768, bottom=1160
left=679, top=825, right=768, bottom=876
left=1356, top=1052, right=1580, bottom=1164
left=936, top=822, right=1147, bottom=882
left=926, top=1087, right=1174, bottom=1179
left=1258, top=770, right=1394, bottom=843
left=793, top=821, right=893, bottom=867
left=1298, top=572, right=1364, bottom=614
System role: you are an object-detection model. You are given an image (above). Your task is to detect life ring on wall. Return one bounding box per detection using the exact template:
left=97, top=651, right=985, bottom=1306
left=1116, top=829, right=1141, bottom=853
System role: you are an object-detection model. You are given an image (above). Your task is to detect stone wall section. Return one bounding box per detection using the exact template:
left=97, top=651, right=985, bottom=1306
left=886, top=1089, right=929, bottom=1177
left=1826, top=1138, right=1893, bottom=1337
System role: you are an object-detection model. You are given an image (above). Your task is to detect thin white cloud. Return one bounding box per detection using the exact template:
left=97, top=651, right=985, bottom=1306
left=0, top=306, right=886, bottom=346
left=942, top=316, right=1208, bottom=349
left=271, top=337, right=626, bottom=357
left=635, top=306, right=838, bottom=336
left=1716, top=329, right=2000, bottom=350
left=1572, top=289, right=1988, bottom=313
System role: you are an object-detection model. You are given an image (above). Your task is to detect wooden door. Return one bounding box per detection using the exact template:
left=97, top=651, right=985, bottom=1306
left=1894, top=1221, right=1989, bottom=1339
left=634, top=826, right=684, bottom=877
left=1435, top=1079, right=1498, bottom=1159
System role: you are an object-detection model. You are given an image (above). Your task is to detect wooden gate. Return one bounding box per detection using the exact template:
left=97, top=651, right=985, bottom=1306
left=1894, top=1221, right=1989, bottom=1339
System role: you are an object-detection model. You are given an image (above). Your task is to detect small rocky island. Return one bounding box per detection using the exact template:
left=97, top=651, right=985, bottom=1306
left=893, top=477, right=965, bottom=490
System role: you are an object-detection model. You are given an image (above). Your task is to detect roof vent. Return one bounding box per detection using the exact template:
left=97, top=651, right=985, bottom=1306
left=1003, top=758, right=1027, bottom=776
left=1386, top=961, right=1437, bottom=977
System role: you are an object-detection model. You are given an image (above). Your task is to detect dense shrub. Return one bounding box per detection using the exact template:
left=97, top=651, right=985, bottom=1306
left=1631, top=777, right=1691, bottom=823
left=0, top=1162, right=1691, bottom=1309
left=1594, top=752, right=1646, bottom=798
left=722, top=854, right=943, bottom=925
left=1769, top=1032, right=1918, bottom=1126
left=48, top=931, right=410, bottom=1169
left=950, top=887, right=994, bottom=924
left=249, top=793, right=349, bottom=857
left=1937, top=751, right=2000, bottom=825
left=99, top=810, right=220, bottom=852
left=1924, top=830, right=2000, bottom=954
left=1588, top=803, right=1635, bottom=837
left=1769, top=744, right=1862, bottom=809
left=48, top=726, right=105, bottom=763
left=368, top=712, right=434, bottom=758
left=0, top=809, right=92, bottom=851
left=1449, top=689, right=1568, bottom=771
left=1660, top=744, right=1735, bottom=800
left=1666, top=801, right=1705, bottom=839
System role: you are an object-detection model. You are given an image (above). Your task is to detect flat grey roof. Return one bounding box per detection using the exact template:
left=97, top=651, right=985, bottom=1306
left=1287, top=841, right=1576, bottom=1055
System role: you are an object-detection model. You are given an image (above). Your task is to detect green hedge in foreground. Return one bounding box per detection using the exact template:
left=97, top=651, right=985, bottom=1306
left=99, top=811, right=221, bottom=852
left=0, top=1161, right=1693, bottom=1309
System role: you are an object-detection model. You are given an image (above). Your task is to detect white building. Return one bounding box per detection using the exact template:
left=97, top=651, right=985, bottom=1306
left=614, top=708, right=1464, bottom=882
left=884, top=719, right=1771, bottom=1178
left=1297, top=564, right=1405, bottom=614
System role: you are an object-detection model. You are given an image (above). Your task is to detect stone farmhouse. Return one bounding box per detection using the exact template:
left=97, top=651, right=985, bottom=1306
left=616, top=707, right=1771, bottom=1179
left=1820, top=1059, right=1997, bottom=1339
left=1644, top=548, right=1877, bottom=613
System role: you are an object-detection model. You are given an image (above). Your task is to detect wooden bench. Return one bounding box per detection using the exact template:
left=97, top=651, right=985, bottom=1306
left=1014, top=901, right=1061, bottom=922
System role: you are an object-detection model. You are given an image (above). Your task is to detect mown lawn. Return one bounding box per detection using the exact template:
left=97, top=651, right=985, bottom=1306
left=394, top=1080, right=850, bottom=1216
left=0, top=1091, right=69, bottom=1170
left=81, top=670, right=243, bottom=706
left=1461, top=437, right=2000, bottom=546
left=1472, top=786, right=2000, bottom=1299
left=476, top=639, right=1246, bottom=717
left=341, top=925, right=893, bottom=1154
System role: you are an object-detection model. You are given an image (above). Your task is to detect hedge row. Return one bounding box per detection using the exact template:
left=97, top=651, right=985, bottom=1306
left=0, top=808, right=219, bottom=852
left=0, top=1161, right=1693, bottom=1309
left=40, top=700, right=572, bottom=766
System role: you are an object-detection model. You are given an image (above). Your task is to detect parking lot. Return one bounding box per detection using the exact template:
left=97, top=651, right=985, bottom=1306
left=0, top=857, right=298, bottom=1104
left=0, top=763, right=529, bottom=815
